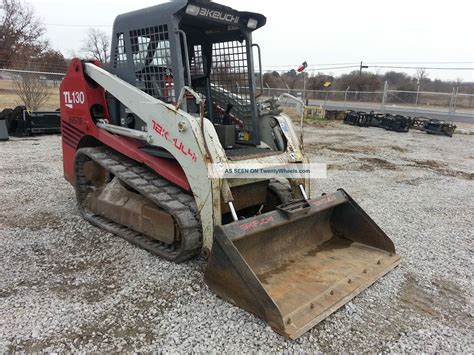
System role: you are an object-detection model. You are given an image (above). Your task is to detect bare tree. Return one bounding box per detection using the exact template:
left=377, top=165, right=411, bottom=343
left=415, top=68, right=428, bottom=84
left=0, top=0, right=48, bottom=67
left=81, top=28, right=110, bottom=64
left=12, top=68, right=51, bottom=111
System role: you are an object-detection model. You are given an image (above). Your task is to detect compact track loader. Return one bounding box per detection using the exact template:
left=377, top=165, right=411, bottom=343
left=60, top=0, right=400, bottom=339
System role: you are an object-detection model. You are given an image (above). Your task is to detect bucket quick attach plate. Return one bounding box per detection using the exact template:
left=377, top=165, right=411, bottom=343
left=204, top=189, right=400, bottom=339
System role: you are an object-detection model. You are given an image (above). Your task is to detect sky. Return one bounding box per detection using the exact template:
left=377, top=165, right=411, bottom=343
left=30, top=0, right=474, bottom=81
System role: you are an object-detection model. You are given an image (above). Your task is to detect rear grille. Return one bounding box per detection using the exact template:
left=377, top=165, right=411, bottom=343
left=61, top=121, right=84, bottom=148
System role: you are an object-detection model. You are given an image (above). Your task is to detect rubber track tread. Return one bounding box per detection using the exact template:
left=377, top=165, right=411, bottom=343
left=75, top=146, right=202, bottom=262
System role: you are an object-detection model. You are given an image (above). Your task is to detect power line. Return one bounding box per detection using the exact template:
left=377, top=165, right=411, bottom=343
left=44, top=23, right=112, bottom=28
left=364, top=61, right=474, bottom=65
left=264, top=62, right=474, bottom=70
left=263, top=65, right=474, bottom=72
left=369, top=65, right=474, bottom=70
left=263, top=65, right=360, bottom=71
left=264, top=63, right=360, bottom=68
left=305, top=65, right=361, bottom=71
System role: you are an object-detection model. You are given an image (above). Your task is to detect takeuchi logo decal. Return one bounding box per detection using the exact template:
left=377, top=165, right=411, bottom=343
left=198, top=8, right=239, bottom=24
left=152, top=120, right=198, bottom=163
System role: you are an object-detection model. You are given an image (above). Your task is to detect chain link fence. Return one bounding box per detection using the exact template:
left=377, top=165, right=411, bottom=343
left=265, top=85, right=474, bottom=116
left=1, top=68, right=472, bottom=119
left=278, top=93, right=304, bottom=118
left=0, top=68, right=64, bottom=111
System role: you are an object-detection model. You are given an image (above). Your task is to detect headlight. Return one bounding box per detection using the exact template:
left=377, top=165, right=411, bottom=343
left=247, top=18, right=258, bottom=29
left=186, top=5, right=200, bottom=16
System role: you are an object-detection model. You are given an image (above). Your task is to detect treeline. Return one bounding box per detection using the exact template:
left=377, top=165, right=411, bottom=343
left=263, top=69, right=474, bottom=95
left=0, top=0, right=68, bottom=72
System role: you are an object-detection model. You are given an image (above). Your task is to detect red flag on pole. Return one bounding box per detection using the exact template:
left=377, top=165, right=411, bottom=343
left=297, top=61, right=308, bottom=73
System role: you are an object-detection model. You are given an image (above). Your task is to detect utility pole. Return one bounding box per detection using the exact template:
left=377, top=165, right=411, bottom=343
left=297, top=61, right=308, bottom=104
left=359, top=61, right=368, bottom=76
left=303, top=72, right=307, bottom=105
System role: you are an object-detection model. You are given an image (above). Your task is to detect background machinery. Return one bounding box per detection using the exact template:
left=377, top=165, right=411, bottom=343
left=60, top=0, right=400, bottom=339
left=0, top=106, right=61, bottom=138
left=344, top=111, right=456, bottom=136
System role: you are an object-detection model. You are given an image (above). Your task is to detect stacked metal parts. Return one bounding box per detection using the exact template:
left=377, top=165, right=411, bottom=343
left=344, top=111, right=456, bottom=137
left=0, top=106, right=61, bottom=138
left=411, top=117, right=457, bottom=137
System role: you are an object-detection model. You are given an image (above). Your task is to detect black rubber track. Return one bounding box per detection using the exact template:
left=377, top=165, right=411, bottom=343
left=75, top=146, right=202, bottom=262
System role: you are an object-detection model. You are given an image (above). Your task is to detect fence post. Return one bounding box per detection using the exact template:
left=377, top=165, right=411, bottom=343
left=453, top=86, right=459, bottom=114
left=265, top=82, right=271, bottom=97
left=449, top=87, right=456, bottom=114
left=344, top=86, right=350, bottom=110
left=381, top=81, right=389, bottom=113
left=415, top=84, right=420, bottom=106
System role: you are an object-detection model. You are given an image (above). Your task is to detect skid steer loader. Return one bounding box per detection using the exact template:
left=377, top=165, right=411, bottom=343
left=60, top=0, right=400, bottom=339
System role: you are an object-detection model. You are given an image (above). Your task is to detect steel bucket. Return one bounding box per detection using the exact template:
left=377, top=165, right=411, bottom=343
left=204, top=189, right=400, bottom=339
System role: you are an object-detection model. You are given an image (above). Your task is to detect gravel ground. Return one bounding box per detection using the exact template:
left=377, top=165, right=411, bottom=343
left=0, top=123, right=473, bottom=352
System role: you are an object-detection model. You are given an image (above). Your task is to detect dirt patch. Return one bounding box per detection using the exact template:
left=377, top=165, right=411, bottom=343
left=305, top=119, right=340, bottom=128
left=441, top=170, right=473, bottom=180
left=388, top=145, right=409, bottom=153
left=0, top=211, right=63, bottom=230
left=328, top=146, right=363, bottom=154
left=397, top=273, right=470, bottom=329
left=323, top=133, right=358, bottom=138
left=327, top=163, right=345, bottom=171
left=431, top=279, right=470, bottom=325
left=316, top=274, right=445, bottom=353
left=1, top=279, right=42, bottom=300
left=411, top=159, right=447, bottom=169
left=397, top=177, right=432, bottom=186
left=324, top=157, right=399, bottom=172
left=354, top=163, right=376, bottom=172
left=357, top=157, right=399, bottom=170
left=399, top=274, right=441, bottom=318
left=409, top=159, right=473, bottom=180
left=306, top=142, right=410, bottom=156
left=48, top=281, right=118, bottom=303
left=308, top=143, right=373, bottom=154
left=432, top=279, right=465, bottom=302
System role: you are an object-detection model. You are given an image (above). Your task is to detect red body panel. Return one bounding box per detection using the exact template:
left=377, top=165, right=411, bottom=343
left=59, top=59, right=190, bottom=191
